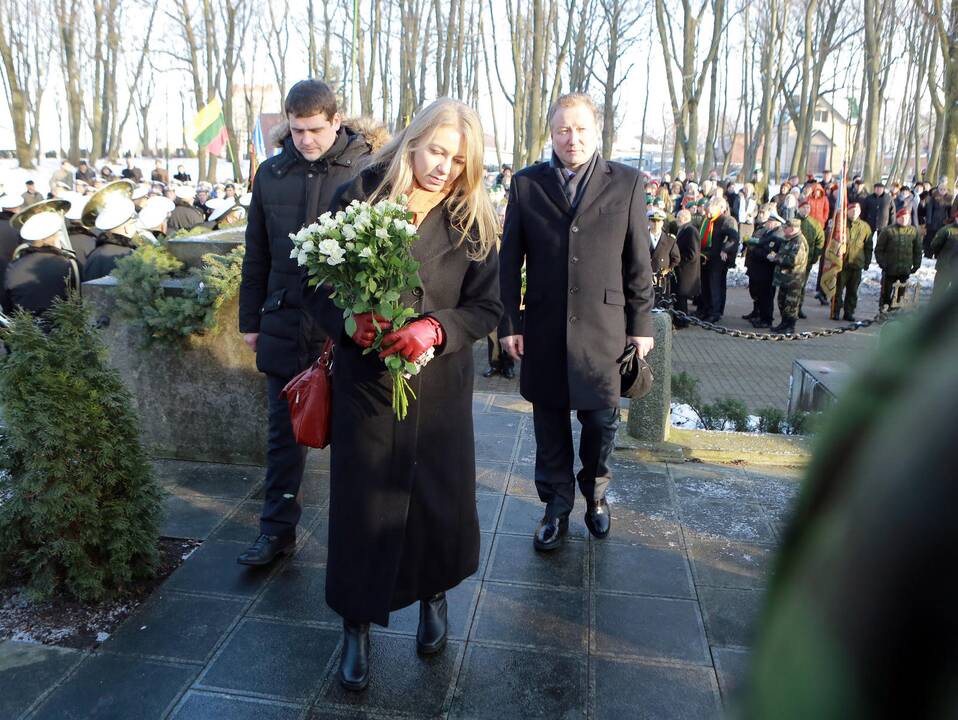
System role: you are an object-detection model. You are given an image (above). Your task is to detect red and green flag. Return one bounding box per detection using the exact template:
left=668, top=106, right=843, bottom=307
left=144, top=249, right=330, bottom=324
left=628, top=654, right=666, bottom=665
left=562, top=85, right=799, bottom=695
left=187, top=98, right=229, bottom=156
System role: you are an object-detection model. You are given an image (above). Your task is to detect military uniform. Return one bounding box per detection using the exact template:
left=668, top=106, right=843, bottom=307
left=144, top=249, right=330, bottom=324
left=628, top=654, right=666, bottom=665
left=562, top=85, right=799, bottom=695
left=773, top=225, right=809, bottom=332
left=798, top=215, right=825, bottom=312
left=832, top=218, right=873, bottom=320
left=746, top=224, right=780, bottom=326
left=1, top=246, right=80, bottom=316
left=649, top=229, right=680, bottom=307
left=66, top=221, right=98, bottom=274
left=875, top=224, right=922, bottom=308
left=82, top=233, right=142, bottom=281
left=930, top=222, right=958, bottom=298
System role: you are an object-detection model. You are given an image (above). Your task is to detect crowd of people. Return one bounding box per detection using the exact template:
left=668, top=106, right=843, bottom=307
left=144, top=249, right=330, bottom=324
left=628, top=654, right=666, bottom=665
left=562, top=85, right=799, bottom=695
left=591, top=168, right=956, bottom=334
left=0, top=160, right=251, bottom=317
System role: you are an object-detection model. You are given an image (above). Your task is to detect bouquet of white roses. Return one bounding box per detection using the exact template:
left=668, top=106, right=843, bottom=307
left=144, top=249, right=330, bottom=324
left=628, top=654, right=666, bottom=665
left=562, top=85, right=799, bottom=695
left=291, top=197, right=430, bottom=420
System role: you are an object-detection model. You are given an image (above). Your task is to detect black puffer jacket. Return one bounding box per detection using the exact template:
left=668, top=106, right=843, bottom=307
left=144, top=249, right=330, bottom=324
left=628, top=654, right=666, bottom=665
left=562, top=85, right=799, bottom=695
left=239, top=126, right=372, bottom=379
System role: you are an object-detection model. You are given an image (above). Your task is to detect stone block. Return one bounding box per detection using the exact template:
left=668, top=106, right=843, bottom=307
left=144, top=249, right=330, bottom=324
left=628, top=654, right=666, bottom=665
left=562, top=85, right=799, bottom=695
left=166, top=228, right=244, bottom=268
left=627, top=310, right=673, bottom=443
left=83, top=277, right=268, bottom=465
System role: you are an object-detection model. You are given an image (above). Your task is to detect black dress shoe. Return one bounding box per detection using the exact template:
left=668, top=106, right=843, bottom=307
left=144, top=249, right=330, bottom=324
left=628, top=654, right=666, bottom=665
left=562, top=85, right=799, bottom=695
left=339, top=620, right=370, bottom=691
left=798, top=309, right=807, bottom=319
left=843, top=314, right=856, bottom=322
left=585, top=498, right=612, bottom=538
left=533, top=515, right=569, bottom=551
left=741, top=311, right=758, bottom=320
left=749, top=318, right=772, bottom=329
left=501, top=366, right=516, bottom=380
left=236, top=532, right=295, bottom=566
left=416, top=592, right=448, bottom=655
left=705, top=314, right=721, bottom=323
left=482, top=366, right=500, bottom=378
left=771, top=322, right=795, bottom=335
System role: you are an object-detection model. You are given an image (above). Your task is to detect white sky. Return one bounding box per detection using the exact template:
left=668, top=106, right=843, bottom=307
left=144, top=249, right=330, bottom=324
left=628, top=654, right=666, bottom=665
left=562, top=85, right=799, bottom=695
left=0, top=0, right=917, bottom=163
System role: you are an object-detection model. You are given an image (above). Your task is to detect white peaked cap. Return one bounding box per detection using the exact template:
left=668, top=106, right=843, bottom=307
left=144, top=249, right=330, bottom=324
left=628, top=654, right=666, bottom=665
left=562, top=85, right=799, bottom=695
left=0, top=194, right=23, bottom=209
left=209, top=200, right=244, bottom=222
left=63, top=192, right=89, bottom=221
left=132, top=184, right=151, bottom=200
left=20, top=211, right=64, bottom=242
left=95, top=197, right=137, bottom=231
left=137, top=197, right=175, bottom=230
left=174, top=184, right=195, bottom=201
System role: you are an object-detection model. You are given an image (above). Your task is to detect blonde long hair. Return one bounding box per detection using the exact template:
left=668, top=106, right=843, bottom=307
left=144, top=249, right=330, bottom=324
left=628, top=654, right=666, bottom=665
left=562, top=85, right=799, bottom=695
left=371, top=98, right=497, bottom=260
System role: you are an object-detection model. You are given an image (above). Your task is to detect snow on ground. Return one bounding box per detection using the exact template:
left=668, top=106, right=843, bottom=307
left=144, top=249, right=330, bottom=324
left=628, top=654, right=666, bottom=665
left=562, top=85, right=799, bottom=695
left=727, top=254, right=937, bottom=297
left=1, top=156, right=240, bottom=196
left=670, top=402, right=761, bottom=432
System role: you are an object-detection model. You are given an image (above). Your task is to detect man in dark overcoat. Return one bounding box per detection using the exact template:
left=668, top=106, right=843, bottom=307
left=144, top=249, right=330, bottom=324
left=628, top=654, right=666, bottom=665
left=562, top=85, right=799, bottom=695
left=237, top=79, right=371, bottom=565
left=499, top=93, right=654, bottom=550
left=697, top=197, right=740, bottom=322
left=673, top=208, right=701, bottom=327
left=648, top=207, right=680, bottom=307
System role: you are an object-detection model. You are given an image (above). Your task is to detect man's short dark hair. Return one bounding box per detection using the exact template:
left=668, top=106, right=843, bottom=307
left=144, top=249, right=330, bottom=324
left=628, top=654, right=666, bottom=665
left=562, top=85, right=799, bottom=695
left=25, top=180, right=34, bottom=186
left=284, top=79, right=338, bottom=120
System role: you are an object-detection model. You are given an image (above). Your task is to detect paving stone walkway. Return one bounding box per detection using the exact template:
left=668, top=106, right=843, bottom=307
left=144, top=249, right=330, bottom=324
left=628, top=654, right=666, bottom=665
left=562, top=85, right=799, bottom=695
left=1, top=391, right=803, bottom=720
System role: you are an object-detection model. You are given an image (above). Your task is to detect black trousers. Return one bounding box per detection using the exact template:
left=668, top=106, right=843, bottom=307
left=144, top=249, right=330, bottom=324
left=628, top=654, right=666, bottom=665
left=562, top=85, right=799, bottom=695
left=700, top=261, right=729, bottom=318
left=754, top=272, right=775, bottom=323
left=486, top=330, right=515, bottom=370
left=261, top=374, right=308, bottom=536
left=532, top=404, right=618, bottom=519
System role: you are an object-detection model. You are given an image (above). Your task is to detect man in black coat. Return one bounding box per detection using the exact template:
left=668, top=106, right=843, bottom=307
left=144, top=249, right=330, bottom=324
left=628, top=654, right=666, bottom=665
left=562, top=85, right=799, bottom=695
left=75, top=160, right=97, bottom=185
left=746, top=206, right=785, bottom=329
left=924, top=183, right=953, bottom=257
left=499, top=93, right=654, bottom=551
left=237, top=79, right=371, bottom=566
left=697, top=198, right=740, bottom=322
left=121, top=158, right=143, bottom=183
left=673, top=208, right=701, bottom=328
left=862, top=182, right=895, bottom=234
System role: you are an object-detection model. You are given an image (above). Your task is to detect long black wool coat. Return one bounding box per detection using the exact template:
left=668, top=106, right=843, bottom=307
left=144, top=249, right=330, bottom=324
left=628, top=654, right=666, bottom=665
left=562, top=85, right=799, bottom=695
left=302, top=166, right=502, bottom=625
left=498, top=155, right=654, bottom=410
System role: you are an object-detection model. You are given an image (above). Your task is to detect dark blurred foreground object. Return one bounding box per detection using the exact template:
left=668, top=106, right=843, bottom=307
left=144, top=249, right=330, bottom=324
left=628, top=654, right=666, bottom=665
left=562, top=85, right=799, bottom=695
left=741, top=273, right=958, bottom=719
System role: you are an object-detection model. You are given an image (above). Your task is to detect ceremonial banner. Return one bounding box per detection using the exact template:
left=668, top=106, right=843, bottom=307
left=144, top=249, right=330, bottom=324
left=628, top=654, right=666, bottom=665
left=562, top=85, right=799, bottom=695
left=819, top=161, right=848, bottom=300
left=187, top=98, right=229, bottom=155
left=252, top=116, right=267, bottom=160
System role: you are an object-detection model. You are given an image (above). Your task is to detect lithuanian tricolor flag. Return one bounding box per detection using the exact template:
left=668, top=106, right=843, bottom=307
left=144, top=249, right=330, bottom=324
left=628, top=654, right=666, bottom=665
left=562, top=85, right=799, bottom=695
left=187, top=98, right=229, bottom=156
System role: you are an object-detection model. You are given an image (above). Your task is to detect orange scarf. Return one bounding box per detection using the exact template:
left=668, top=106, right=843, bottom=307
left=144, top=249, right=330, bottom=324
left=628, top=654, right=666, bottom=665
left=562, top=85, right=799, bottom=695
left=406, top=183, right=449, bottom=226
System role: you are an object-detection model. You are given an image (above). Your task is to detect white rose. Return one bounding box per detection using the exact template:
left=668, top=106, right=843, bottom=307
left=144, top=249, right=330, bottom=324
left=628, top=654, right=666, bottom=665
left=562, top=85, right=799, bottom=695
left=326, top=250, right=346, bottom=266
left=375, top=227, right=389, bottom=239
left=302, top=239, right=315, bottom=253
left=289, top=247, right=299, bottom=259
left=342, top=225, right=357, bottom=240
left=318, top=238, right=342, bottom=256
left=345, top=242, right=356, bottom=251
left=297, top=249, right=309, bottom=266
left=358, top=247, right=373, bottom=259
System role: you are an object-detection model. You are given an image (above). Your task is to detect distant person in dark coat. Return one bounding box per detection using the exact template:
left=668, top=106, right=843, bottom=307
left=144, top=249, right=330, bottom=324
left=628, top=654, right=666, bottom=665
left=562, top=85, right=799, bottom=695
left=121, top=158, right=143, bottom=183
left=648, top=207, right=680, bottom=306
left=673, top=208, right=701, bottom=328
left=75, top=161, right=97, bottom=185
left=166, top=185, right=205, bottom=233
left=499, top=93, right=654, bottom=553
left=862, top=182, right=895, bottom=234
left=151, top=160, right=169, bottom=185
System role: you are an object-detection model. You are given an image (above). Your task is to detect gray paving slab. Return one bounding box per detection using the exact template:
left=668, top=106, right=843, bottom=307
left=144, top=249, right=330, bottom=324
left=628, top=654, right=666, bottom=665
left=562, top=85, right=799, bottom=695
left=30, top=653, right=197, bottom=720
left=105, top=591, right=246, bottom=663
left=592, top=657, right=723, bottom=720
left=0, top=641, right=82, bottom=720
left=24, top=385, right=795, bottom=718
left=450, top=644, right=587, bottom=720
left=197, top=619, right=340, bottom=702
left=161, top=494, right=243, bottom=540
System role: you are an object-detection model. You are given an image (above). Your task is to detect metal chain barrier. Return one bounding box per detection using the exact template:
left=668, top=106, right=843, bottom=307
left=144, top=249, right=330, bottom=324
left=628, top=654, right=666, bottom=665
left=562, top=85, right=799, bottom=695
left=659, top=300, right=908, bottom=341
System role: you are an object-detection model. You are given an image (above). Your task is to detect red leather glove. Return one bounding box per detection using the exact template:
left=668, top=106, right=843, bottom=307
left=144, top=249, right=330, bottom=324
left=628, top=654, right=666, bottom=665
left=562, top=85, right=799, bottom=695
left=379, top=317, right=444, bottom=362
left=350, top=312, right=392, bottom=348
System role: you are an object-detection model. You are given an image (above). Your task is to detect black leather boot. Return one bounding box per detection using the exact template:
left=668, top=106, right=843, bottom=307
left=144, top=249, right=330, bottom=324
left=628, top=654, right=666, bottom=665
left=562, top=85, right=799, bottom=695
left=416, top=593, right=448, bottom=655
left=339, top=620, right=370, bottom=691
left=236, top=532, right=295, bottom=566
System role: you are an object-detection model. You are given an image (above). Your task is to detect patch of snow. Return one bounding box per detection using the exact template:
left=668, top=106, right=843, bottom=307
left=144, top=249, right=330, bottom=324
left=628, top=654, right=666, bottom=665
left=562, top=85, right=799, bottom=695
left=730, top=255, right=938, bottom=297
left=10, top=630, right=38, bottom=643
left=670, top=402, right=760, bottom=432
left=95, top=631, right=110, bottom=643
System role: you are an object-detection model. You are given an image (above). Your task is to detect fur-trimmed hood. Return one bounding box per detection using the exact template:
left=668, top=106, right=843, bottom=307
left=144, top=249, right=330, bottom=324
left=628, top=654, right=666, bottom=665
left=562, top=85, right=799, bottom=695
left=270, top=116, right=391, bottom=153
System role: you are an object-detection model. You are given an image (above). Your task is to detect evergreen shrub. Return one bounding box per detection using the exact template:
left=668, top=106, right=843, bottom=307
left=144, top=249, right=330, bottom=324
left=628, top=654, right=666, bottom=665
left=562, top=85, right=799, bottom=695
left=0, top=295, right=163, bottom=601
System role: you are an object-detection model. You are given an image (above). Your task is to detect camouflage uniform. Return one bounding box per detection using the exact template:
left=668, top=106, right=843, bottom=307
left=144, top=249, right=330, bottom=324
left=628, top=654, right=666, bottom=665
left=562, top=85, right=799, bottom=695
left=774, top=226, right=809, bottom=325
left=875, top=224, right=922, bottom=308
left=832, top=218, right=873, bottom=320
left=799, top=215, right=825, bottom=311
left=741, top=281, right=958, bottom=720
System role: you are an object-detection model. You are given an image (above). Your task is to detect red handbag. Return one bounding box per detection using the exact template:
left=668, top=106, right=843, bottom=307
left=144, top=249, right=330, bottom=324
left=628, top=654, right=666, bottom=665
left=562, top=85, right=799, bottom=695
left=280, top=338, right=334, bottom=448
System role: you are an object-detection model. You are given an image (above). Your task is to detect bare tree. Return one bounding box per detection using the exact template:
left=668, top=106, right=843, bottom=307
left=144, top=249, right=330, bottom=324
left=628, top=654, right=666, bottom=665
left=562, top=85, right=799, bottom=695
left=654, top=0, right=727, bottom=176
left=492, top=0, right=574, bottom=168
left=568, top=0, right=600, bottom=92
left=262, top=0, right=290, bottom=103
left=743, top=0, right=785, bottom=182
left=592, top=0, right=644, bottom=158
left=0, top=0, right=49, bottom=167
left=861, top=0, right=895, bottom=182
